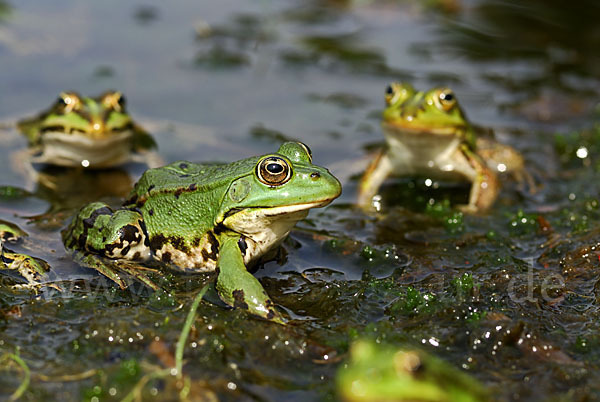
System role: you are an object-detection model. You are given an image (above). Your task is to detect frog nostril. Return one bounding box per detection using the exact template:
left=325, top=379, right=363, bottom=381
left=310, top=172, right=320, bottom=180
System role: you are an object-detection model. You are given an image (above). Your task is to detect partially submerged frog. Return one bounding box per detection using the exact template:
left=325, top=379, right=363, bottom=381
left=337, top=340, right=488, bottom=402
left=0, top=220, right=51, bottom=288
left=62, top=142, right=341, bottom=323
left=358, top=83, right=530, bottom=213
left=16, top=91, right=160, bottom=169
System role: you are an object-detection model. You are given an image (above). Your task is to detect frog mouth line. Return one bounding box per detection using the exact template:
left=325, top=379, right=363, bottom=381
left=223, top=199, right=335, bottom=220
left=39, top=121, right=136, bottom=135
left=382, top=121, right=464, bottom=136
left=39, top=130, right=135, bottom=141
left=255, top=199, right=335, bottom=216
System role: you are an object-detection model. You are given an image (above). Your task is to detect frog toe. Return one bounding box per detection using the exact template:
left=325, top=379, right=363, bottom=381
left=216, top=272, right=285, bottom=324
left=233, top=288, right=285, bottom=323
left=74, top=252, right=160, bottom=290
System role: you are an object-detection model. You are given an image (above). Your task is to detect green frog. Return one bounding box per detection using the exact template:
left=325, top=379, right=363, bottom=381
left=62, top=142, right=341, bottom=323
left=0, top=220, right=51, bottom=288
left=16, top=91, right=160, bottom=169
left=358, top=83, right=530, bottom=213
left=337, top=340, right=488, bottom=402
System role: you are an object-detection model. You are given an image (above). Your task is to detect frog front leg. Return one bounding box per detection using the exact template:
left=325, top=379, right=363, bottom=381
left=9, top=148, right=41, bottom=190
left=215, top=232, right=285, bottom=324
left=62, top=202, right=156, bottom=289
left=129, top=126, right=164, bottom=168
left=453, top=144, right=500, bottom=213
left=357, top=150, right=393, bottom=209
left=130, top=150, right=165, bottom=169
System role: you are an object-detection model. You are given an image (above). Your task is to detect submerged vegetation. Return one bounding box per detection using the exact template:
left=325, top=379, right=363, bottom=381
left=0, top=0, right=599, bottom=400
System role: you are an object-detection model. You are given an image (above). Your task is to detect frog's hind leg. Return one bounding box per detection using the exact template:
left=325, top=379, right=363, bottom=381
left=215, top=232, right=285, bottom=324
left=357, top=150, right=393, bottom=209
left=510, top=168, right=538, bottom=196
left=476, top=137, right=537, bottom=195
left=71, top=251, right=159, bottom=290
left=62, top=202, right=156, bottom=290
left=70, top=250, right=128, bottom=289
left=0, top=246, right=52, bottom=290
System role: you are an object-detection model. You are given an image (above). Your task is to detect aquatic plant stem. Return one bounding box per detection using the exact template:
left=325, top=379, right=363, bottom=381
left=121, top=368, right=171, bottom=402
left=121, top=286, right=208, bottom=402
left=0, top=351, right=31, bottom=401
left=175, top=285, right=209, bottom=379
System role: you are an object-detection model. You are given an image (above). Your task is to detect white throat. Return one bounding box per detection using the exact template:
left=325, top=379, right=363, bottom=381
left=37, top=131, right=135, bottom=167
left=222, top=201, right=327, bottom=265
left=382, top=125, right=462, bottom=176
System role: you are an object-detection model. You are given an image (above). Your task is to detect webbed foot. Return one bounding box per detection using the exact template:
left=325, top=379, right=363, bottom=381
left=69, top=250, right=159, bottom=290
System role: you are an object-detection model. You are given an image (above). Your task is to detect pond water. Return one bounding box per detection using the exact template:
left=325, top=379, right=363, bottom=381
left=0, top=0, right=599, bottom=400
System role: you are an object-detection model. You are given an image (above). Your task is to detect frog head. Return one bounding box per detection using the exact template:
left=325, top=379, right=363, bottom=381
left=18, top=91, right=139, bottom=145
left=382, top=83, right=476, bottom=148
left=337, top=340, right=489, bottom=401
left=17, top=91, right=157, bottom=168
left=218, top=142, right=341, bottom=263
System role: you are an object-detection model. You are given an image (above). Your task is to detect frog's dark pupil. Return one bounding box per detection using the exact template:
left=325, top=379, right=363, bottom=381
left=267, top=163, right=283, bottom=174
left=385, top=85, right=394, bottom=95
left=442, top=93, right=453, bottom=101
left=118, top=95, right=126, bottom=107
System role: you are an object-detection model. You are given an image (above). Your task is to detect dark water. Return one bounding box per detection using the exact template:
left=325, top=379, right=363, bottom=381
left=0, top=0, right=599, bottom=400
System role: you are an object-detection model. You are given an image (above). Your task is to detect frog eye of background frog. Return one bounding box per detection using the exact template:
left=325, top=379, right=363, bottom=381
left=298, top=142, right=313, bottom=163
left=56, top=92, right=82, bottom=113
left=384, top=84, right=396, bottom=104
left=257, top=157, right=292, bottom=186
left=101, top=92, right=127, bottom=112
left=436, top=89, right=457, bottom=111
left=385, top=82, right=411, bottom=105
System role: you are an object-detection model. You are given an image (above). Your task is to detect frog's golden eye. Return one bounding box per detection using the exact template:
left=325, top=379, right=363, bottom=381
left=116, top=94, right=126, bottom=111
left=102, top=92, right=126, bottom=112
left=385, top=82, right=413, bottom=105
left=298, top=142, right=313, bottom=163
left=436, top=89, right=456, bottom=111
left=257, top=157, right=292, bottom=186
left=384, top=84, right=396, bottom=104
left=57, top=92, right=82, bottom=113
